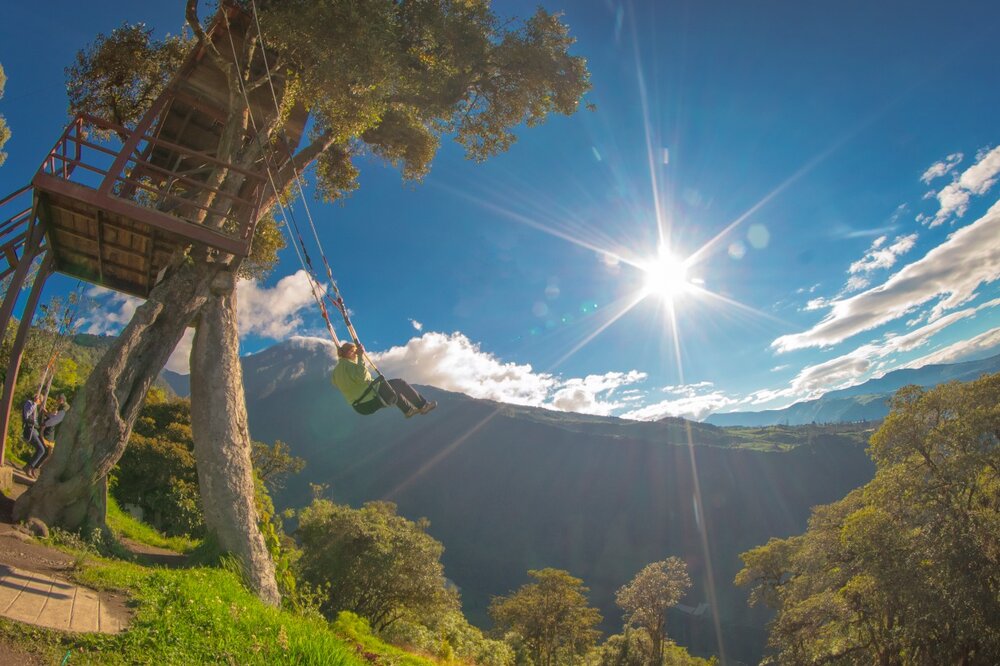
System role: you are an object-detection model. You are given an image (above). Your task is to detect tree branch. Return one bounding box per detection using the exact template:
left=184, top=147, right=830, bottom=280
left=185, top=0, right=227, bottom=70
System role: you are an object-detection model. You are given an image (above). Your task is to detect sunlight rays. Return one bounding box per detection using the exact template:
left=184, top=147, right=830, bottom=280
left=437, top=181, right=646, bottom=271
left=628, top=3, right=669, bottom=253
left=549, top=290, right=649, bottom=369
left=385, top=410, right=501, bottom=500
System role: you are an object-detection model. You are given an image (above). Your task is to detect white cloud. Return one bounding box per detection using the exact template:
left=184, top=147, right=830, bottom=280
left=784, top=299, right=998, bottom=392
left=373, top=332, right=558, bottom=406
left=372, top=331, right=654, bottom=416
left=901, top=326, right=1000, bottom=368
left=410, top=319, right=423, bottom=331
left=236, top=270, right=323, bottom=339
left=661, top=381, right=713, bottom=396
left=927, top=145, right=1000, bottom=227
left=843, top=276, right=870, bottom=294
left=622, top=390, right=737, bottom=421
left=848, top=233, right=918, bottom=275
left=165, top=329, right=195, bottom=374
left=80, top=287, right=142, bottom=335
left=805, top=296, right=833, bottom=311
left=773, top=199, right=1000, bottom=352
left=920, top=152, right=963, bottom=184
left=551, top=371, right=647, bottom=416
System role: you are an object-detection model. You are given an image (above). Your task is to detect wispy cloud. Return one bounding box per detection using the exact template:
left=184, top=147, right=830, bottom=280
left=80, top=287, right=142, bottom=335
left=900, top=326, right=1000, bottom=368
left=920, top=152, right=963, bottom=184
left=847, top=233, right=917, bottom=275
left=774, top=198, right=1000, bottom=352
left=621, top=389, right=737, bottom=421
left=926, top=145, right=1000, bottom=227
left=551, top=371, right=647, bottom=415
left=785, top=299, right=1000, bottom=392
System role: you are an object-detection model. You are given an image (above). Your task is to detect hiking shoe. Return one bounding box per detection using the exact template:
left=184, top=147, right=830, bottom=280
left=404, top=408, right=417, bottom=418
left=419, top=401, right=438, bottom=415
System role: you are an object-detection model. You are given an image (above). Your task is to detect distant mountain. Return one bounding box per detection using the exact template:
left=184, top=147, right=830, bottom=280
left=160, top=369, right=190, bottom=398
left=705, top=352, right=1000, bottom=427
left=241, top=338, right=876, bottom=664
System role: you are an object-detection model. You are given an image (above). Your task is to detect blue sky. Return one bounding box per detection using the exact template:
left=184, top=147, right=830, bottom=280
left=2, top=0, right=998, bottom=420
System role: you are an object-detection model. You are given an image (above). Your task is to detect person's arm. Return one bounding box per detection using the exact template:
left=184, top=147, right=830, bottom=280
left=44, top=410, right=66, bottom=428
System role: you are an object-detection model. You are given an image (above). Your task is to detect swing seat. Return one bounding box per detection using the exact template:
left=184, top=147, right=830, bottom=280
left=352, top=376, right=398, bottom=415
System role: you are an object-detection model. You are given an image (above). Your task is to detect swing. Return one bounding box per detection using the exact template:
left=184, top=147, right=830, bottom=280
left=351, top=376, right=398, bottom=415
left=224, top=5, right=407, bottom=419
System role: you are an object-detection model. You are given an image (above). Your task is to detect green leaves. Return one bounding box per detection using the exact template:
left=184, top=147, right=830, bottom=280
left=736, top=374, right=1000, bottom=664
left=65, top=23, right=190, bottom=133
left=255, top=0, right=590, bottom=195
left=489, top=568, right=602, bottom=666
left=296, top=499, right=457, bottom=632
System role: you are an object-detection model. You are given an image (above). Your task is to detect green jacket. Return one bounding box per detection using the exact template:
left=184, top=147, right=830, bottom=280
left=332, top=355, right=372, bottom=404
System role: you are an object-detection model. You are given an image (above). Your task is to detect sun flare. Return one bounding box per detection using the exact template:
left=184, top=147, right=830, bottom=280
left=642, top=249, right=690, bottom=301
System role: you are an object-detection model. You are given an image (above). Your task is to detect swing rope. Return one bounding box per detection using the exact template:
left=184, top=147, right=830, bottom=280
left=221, top=12, right=340, bottom=350
left=240, top=3, right=385, bottom=377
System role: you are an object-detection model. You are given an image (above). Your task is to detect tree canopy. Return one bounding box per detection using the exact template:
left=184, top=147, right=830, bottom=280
left=296, top=499, right=458, bottom=631
left=736, top=374, right=1000, bottom=665
left=616, top=557, right=692, bottom=666
left=489, top=567, right=602, bottom=666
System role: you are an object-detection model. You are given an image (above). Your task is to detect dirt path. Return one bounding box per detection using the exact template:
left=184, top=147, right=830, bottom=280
left=0, top=466, right=138, bottom=661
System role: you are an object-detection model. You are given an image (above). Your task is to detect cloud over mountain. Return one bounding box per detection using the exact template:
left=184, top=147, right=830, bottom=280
left=773, top=199, right=1000, bottom=352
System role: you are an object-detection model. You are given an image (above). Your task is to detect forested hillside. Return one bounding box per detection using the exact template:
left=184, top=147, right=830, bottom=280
left=242, top=338, right=876, bottom=663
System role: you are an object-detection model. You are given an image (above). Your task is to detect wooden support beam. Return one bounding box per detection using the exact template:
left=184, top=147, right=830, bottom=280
left=57, top=246, right=148, bottom=280
left=33, top=174, right=249, bottom=256
left=95, top=211, right=106, bottom=284
left=52, top=225, right=157, bottom=264
left=0, top=253, right=52, bottom=467
left=0, top=214, right=46, bottom=350
left=144, top=228, right=157, bottom=294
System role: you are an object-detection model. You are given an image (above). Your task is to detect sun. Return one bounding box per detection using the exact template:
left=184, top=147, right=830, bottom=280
left=641, top=248, right=690, bottom=301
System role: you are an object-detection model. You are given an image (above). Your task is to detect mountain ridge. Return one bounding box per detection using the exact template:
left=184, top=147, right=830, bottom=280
left=705, top=351, right=1000, bottom=426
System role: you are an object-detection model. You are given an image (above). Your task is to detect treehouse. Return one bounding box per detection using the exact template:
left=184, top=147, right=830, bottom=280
left=0, top=4, right=306, bottom=465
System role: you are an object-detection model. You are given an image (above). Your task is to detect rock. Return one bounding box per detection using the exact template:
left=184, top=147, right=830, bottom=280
left=25, top=518, right=49, bottom=539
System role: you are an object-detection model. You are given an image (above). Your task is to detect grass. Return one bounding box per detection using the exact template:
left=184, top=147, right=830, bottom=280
left=105, top=497, right=198, bottom=554
left=0, top=501, right=442, bottom=664
left=0, top=556, right=438, bottom=665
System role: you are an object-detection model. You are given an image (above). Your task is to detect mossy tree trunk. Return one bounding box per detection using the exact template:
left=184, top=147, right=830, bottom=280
left=189, top=270, right=280, bottom=606
left=14, top=257, right=223, bottom=531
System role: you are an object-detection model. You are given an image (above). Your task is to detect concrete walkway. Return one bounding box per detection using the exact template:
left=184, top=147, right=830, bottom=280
left=0, top=564, right=127, bottom=633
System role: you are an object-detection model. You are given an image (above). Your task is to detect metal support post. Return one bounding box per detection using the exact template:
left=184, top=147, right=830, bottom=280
left=0, top=253, right=52, bottom=467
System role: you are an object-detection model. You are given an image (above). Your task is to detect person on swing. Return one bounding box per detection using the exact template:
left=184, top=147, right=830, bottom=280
left=332, top=341, right=436, bottom=417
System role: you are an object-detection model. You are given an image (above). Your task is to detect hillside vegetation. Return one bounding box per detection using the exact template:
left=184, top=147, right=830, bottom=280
left=5, top=326, right=997, bottom=664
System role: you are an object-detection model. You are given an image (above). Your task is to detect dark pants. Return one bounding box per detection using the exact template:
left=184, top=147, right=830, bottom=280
left=23, top=426, right=48, bottom=469
left=387, top=378, right=429, bottom=415
left=356, top=378, right=428, bottom=416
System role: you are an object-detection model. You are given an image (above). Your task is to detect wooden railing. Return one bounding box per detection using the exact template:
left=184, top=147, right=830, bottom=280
left=0, top=185, right=36, bottom=281
left=37, top=114, right=269, bottom=252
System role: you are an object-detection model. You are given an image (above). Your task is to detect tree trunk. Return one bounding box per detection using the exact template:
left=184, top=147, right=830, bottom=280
left=14, top=257, right=223, bottom=530
left=189, top=270, right=280, bottom=606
